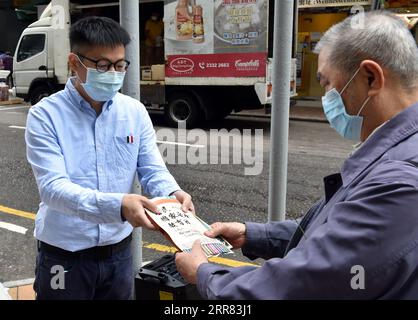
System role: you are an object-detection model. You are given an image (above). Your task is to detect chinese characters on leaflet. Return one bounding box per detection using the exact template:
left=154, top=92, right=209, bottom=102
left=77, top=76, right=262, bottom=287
left=145, top=198, right=233, bottom=257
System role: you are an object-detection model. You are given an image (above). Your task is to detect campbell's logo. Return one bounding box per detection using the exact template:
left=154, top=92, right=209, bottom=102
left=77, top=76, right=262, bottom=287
left=170, top=58, right=195, bottom=73
left=235, top=59, right=260, bottom=70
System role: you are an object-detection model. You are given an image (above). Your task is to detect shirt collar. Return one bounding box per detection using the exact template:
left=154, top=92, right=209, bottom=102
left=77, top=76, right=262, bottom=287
left=64, top=77, right=114, bottom=112
left=341, top=102, right=418, bottom=187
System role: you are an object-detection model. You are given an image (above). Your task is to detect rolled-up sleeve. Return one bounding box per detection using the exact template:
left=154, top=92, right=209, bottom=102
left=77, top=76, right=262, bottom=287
left=197, top=163, right=418, bottom=299
left=26, top=107, right=125, bottom=224
left=136, top=106, right=180, bottom=197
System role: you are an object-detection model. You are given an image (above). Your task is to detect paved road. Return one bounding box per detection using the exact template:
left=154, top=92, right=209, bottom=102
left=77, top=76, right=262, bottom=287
left=0, top=104, right=353, bottom=282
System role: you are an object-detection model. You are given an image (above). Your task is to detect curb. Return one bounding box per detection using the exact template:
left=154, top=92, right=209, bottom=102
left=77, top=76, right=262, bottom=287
left=3, top=278, right=35, bottom=288
left=230, top=112, right=327, bottom=123
left=290, top=116, right=327, bottom=123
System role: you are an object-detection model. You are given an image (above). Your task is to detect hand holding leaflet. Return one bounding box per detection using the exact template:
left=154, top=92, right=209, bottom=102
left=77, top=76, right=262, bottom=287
left=144, top=197, right=233, bottom=257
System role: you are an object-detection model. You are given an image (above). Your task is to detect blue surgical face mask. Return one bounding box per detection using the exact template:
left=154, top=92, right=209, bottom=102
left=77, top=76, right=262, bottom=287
left=322, top=68, right=371, bottom=141
left=76, top=57, right=126, bottom=102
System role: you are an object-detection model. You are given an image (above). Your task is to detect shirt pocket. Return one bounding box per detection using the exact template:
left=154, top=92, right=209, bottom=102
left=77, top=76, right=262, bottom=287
left=113, top=135, right=140, bottom=170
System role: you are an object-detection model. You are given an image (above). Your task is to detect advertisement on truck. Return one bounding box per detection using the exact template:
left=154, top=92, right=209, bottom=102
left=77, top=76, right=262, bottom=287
left=164, top=0, right=268, bottom=78
left=12, top=0, right=297, bottom=127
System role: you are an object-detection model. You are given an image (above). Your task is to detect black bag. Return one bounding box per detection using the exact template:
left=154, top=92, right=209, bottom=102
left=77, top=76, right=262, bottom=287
left=135, top=254, right=202, bottom=300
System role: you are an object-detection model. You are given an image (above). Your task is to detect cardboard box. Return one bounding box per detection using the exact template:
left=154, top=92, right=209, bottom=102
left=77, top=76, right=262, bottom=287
left=0, top=98, right=25, bottom=106
left=0, top=85, right=9, bottom=102
left=141, top=68, right=152, bottom=81
left=151, top=65, right=165, bottom=81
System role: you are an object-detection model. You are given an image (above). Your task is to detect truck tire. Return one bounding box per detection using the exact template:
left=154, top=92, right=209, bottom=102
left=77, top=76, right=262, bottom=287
left=290, top=99, right=297, bottom=108
left=30, top=84, right=52, bottom=106
left=164, top=92, right=201, bottom=128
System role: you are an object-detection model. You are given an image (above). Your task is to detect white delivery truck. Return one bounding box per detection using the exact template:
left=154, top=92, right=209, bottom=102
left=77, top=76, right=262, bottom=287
left=12, top=0, right=297, bottom=127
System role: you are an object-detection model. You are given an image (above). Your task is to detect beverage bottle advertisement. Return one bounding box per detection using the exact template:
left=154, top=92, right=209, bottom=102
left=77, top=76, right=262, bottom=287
left=164, top=0, right=268, bottom=77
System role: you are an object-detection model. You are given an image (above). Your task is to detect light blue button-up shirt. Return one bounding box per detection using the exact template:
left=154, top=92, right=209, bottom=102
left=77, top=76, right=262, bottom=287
left=25, top=78, right=180, bottom=251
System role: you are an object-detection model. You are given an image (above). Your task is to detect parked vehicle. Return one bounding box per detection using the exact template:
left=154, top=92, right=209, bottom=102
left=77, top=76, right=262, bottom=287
left=12, top=0, right=297, bottom=127
left=0, top=52, right=14, bottom=87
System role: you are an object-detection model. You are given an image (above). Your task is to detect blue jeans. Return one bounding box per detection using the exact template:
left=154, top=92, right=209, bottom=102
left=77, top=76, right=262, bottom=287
left=34, top=243, right=134, bottom=300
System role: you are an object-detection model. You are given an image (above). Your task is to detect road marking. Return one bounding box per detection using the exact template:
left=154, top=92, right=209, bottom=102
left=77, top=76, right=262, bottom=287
left=0, top=205, right=36, bottom=220
left=143, top=242, right=258, bottom=268
left=0, top=204, right=258, bottom=267
left=156, top=140, right=205, bottom=148
left=0, top=222, right=28, bottom=235
left=9, top=126, right=26, bottom=130
left=0, top=106, right=29, bottom=112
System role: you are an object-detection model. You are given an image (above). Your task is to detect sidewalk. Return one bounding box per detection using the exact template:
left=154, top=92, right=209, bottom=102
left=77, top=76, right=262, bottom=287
left=1, top=261, right=156, bottom=300
left=232, top=100, right=327, bottom=122
left=2, top=279, right=35, bottom=300
left=289, top=105, right=326, bottom=122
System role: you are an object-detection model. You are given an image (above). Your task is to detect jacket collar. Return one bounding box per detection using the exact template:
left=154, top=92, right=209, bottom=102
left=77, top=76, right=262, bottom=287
left=341, top=102, right=418, bottom=187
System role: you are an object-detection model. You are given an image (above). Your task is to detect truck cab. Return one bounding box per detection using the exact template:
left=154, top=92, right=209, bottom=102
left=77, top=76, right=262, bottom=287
left=12, top=0, right=296, bottom=128
left=14, top=24, right=54, bottom=105
left=13, top=0, right=70, bottom=105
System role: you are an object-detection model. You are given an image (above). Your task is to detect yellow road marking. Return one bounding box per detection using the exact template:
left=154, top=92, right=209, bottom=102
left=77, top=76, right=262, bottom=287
left=143, top=242, right=258, bottom=268
left=0, top=204, right=258, bottom=268
left=144, top=242, right=179, bottom=254
left=0, top=205, right=36, bottom=220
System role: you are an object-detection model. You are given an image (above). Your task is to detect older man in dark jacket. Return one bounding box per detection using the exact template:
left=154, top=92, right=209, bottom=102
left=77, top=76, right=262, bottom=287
left=175, top=11, right=418, bottom=299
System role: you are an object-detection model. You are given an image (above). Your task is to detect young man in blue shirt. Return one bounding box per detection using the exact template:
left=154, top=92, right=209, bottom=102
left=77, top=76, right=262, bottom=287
left=26, top=16, right=194, bottom=300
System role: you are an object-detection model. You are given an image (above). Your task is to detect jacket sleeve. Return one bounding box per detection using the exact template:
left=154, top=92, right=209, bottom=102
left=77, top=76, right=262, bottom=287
left=241, top=220, right=299, bottom=260
left=197, top=162, right=418, bottom=299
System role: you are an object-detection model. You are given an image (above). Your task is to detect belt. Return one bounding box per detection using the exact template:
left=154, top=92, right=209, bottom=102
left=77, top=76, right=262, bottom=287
left=37, top=233, right=132, bottom=261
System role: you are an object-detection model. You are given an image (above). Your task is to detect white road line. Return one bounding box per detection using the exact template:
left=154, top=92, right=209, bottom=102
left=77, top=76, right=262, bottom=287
left=9, top=126, right=26, bottom=130
left=156, top=140, right=205, bottom=148
left=0, top=106, right=29, bottom=112
left=0, top=222, right=28, bottom=235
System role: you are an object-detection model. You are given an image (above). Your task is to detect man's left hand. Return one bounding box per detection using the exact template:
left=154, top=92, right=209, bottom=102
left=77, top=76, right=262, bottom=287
left=173, top=190, right=195, bottom=214
left=175, top=240, right=208, bottom=284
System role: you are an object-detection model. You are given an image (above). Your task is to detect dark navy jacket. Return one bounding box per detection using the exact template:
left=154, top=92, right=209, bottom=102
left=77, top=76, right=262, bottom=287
left=197, top=103, right=418, bottom=300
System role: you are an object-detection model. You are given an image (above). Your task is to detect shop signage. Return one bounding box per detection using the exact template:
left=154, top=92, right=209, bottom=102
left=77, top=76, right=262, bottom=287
left=299, top=0, right=372, bottom=8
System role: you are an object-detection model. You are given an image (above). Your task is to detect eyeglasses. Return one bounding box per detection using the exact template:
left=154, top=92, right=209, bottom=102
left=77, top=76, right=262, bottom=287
left=77, top=53, right=130, bottom=73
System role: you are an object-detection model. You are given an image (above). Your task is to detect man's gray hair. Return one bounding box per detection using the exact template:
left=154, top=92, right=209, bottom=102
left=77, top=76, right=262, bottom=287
left=314, top=11, right=418, bottom=88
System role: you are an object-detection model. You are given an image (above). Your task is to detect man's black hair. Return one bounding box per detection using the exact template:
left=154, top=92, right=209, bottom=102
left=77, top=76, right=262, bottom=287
left=70, top=16, right=131, bottom=51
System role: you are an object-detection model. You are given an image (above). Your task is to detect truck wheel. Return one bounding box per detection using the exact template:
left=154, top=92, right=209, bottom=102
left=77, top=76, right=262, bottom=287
left=165, top=92, right=201, bottom=128
left=290, top=99, right=297, bottom=108
left=30, top=85, right=52, bottom=105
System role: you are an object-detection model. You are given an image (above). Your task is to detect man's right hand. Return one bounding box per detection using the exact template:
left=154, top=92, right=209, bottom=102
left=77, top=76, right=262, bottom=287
left=204, top=222, right=247, bottom=249
left=121, top=194, right=160, bottom=230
